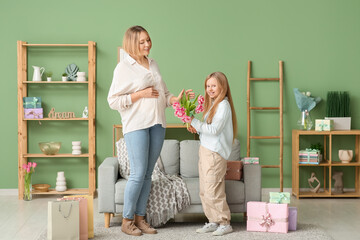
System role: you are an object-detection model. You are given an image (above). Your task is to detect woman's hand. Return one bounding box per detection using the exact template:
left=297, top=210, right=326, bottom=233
left=171, top=89, right=195, bottom=104
left=131, top=86, right=159, bottom=103
left=141, top=87, right=159, bottom=98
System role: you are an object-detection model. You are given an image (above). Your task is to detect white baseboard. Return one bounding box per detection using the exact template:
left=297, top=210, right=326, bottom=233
left=0, top=189, right=18, bottom=196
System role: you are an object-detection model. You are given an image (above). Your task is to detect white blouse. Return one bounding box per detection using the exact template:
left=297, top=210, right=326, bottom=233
left=107, top=54, right=174, bottom=134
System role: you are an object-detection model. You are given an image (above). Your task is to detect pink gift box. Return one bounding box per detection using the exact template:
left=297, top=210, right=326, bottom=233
left=288, top=207, right=297, bottom=231
left=24, top=108, right=43, bottom=119
left=247, top=201, right=289, bottom=233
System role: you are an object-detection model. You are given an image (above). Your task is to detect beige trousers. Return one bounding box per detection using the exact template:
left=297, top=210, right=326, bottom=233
left=198, top=145, right=231, bottom=225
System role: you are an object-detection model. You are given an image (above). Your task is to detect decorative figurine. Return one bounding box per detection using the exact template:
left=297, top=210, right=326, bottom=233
left=82, top=106, right=88, bottom=118
left=332, top=171, right=344, bottom=193
left=308, top=172, right=321, bottom=193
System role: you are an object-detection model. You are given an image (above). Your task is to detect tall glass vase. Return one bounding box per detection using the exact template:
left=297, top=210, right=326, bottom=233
left=297, top=110, right=313, bottom=130
left=24, top=174, right=32, bottom=201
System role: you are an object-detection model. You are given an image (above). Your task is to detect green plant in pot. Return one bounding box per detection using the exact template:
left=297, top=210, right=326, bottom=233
left=62, top=73, right=68, bottom=81
left=325, top=91, right=351, bottom=130
left=45, top=71, right=53, bottom=81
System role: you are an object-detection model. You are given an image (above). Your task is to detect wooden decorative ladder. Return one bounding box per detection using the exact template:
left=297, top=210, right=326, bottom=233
left=246, top=60, right=284, bottom=191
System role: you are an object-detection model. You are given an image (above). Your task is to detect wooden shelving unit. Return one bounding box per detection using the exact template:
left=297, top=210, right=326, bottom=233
left=292, top=129, right=360, bottom=198
left=17, top=41, right=96, bottom=199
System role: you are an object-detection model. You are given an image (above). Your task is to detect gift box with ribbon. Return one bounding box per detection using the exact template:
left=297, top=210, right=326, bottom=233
left=23, top=97, right=42, bottom=109
left=247, top=201, right=289, bottom=233
left=243, top=157, right=259, bottom=164
left=269, top=192, right=291, bottom=204
left=24, top=108, right=43, bottom=119
left=315, top=119, right=333, bottom=131
left=299, top=149, right=321, bottom=164
left=288, top=207, right=298, bottom=231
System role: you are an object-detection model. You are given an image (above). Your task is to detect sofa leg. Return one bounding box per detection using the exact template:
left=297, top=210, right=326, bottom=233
left=243, top=212, right=247, bottom=222
left=105, top=213, right=111, bottom=228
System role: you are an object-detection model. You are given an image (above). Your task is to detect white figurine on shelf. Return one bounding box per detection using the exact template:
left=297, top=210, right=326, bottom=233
left=82, top=106, right=88, bottom=118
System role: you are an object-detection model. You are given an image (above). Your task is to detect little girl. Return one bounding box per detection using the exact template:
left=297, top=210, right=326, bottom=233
left=188, top=72, right=237, bottom=236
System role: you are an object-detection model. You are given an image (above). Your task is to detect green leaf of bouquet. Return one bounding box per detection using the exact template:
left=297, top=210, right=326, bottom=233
left=189, top=105, right=196, bottom=111
left=193, top=94, right=199, bottom=104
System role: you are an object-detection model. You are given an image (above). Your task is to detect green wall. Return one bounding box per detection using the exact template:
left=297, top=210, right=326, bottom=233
left=1, top=0, right=360, bottom=189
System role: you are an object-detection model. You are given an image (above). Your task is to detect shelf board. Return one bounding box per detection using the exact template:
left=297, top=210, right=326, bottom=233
left=25, top=118, right=89, bottom=121
left=299, top=160, right=330, bottom=166
left=24, top=153, right=89, bottom=158
left=330, top=191, right=360, bottom=197
left=298, top=191, right=331, bottom=197
left=32, top=188, right=90, bottom=195
left=331, top=161, right=360, bottom=166
left=23, top=81, right=88, bottom=84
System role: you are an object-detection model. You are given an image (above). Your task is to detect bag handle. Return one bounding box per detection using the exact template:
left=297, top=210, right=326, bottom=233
left=58, top=203, right=73, bottom=219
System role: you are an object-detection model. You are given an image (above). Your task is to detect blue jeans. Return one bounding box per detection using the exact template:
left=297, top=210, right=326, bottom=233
left=122, top=124, right=166, bottom=219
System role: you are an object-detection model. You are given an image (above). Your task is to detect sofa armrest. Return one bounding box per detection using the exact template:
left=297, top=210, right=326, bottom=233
left=98, top=157, right=119, bottom=213
left=243, top=164, right=262, bottom=210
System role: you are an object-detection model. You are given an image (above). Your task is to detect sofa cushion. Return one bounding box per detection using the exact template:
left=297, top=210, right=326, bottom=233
left=160, top=140, right=180, bottom=175
left=180, top=140, right=200, bottom=178
left=228, top=138, right=241, bottom=161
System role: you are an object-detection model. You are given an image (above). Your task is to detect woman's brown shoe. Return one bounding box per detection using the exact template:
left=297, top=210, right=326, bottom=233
left=134, top=215, right=157, bottom=234
left=121, top=218, right=142, bottom=236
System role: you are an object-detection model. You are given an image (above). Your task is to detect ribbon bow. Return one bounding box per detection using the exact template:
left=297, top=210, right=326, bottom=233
left=24, top=97, right=39, bottom=108
left=260, top=212, right=274, bottom=231
left=276, top=193, right=289, bottom=203
left=318, top=122, right=325, bottom=131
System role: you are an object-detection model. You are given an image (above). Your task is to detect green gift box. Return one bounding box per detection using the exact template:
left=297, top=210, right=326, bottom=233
left=23, top=97, right=41, bottom=109
left=315, top=119, right=333, bottom=131
left=269, top=192, right=291, bottom=204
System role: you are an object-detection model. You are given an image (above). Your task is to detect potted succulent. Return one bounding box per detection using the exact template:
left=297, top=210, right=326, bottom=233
left=62, top=73, right=68, bottom=81
left=45, top=71, right=53, bottom=82
left=325, top=91, right=351, bottom=130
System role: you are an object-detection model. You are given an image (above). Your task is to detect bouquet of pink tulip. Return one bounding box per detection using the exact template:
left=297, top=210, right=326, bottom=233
left=22, top=162, right=37, bottom=201
left=173, top=93, right=204, bottom=128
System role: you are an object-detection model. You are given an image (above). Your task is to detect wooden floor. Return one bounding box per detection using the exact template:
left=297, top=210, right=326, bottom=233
left=0, top=191, right=359, bottom=240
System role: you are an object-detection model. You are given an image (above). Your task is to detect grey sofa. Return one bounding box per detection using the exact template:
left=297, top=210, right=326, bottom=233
left=98, top=139, right=261, bottom=228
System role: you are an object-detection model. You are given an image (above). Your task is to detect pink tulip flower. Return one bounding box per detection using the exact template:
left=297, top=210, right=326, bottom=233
left=172, top=102, right=180, bottom=109
left=26, top=167, right=31, bottom=173
left=182, top=115, right=192, bottom=123
left=22, top=164, right=27, bottom=170
left=175, top=107, right=186, bottom=118
left=32, top=162, right=37, bottom=168
left=195, top=104, right=204, bottom=114
left=198, top=95, right=205, bottom=105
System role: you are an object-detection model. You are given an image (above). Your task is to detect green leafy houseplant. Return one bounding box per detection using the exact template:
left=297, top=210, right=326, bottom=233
left=45, top=71, right=53, bottom=78
left=62, top=73, right=68, bottom=77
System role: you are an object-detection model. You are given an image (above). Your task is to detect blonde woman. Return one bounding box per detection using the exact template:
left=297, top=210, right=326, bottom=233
left=188, top=72, right=238, bottom=236
left=108, top=25, right=193, bottom=236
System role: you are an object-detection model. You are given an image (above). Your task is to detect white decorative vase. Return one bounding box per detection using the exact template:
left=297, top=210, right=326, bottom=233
left=338, top=150, right=353, bottom=163
left=72, top=141, right=82, bottom=155
left=55, top=171, right=67, bottom=192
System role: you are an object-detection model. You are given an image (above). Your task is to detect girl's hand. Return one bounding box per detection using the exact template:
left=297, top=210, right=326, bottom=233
left=187, top=125, right=197, bottom=134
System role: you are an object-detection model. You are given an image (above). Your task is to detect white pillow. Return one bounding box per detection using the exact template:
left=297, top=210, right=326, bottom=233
left=116, top=138, right=130, bottom=179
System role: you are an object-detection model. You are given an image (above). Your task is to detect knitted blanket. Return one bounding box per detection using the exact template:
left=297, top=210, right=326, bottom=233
left=116, top=139, right=191, bottom=227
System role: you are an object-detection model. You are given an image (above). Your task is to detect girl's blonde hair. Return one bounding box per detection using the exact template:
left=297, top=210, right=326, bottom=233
left=122, top=25, right=151, bottom=57
left=203, top=72, right=238, bottom=141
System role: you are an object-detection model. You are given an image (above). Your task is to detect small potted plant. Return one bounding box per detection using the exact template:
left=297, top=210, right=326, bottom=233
left=45, top=71, right=53, bottom=82
left=62, top=73, right=68, bottom=82
left=325, top=91, right=351, bottom=130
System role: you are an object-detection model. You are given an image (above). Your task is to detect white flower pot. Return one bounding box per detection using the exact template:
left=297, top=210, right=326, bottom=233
left=325, top=117, right=351, bottom=130
left=62, top=76, right=67, bottom=81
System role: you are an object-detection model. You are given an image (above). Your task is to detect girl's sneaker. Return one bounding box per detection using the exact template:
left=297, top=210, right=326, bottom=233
left=196, top=222, right=219, bottom=233
left=212, top=224, right=233, bottom=236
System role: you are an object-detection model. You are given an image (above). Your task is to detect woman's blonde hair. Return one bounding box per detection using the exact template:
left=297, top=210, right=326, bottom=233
left=122, top=25, right=151, bottom=57
left=202, top=72, right=238, bottom=141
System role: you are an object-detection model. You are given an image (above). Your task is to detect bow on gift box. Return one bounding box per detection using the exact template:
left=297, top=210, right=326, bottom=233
left=275, top=193, right=289, bottom=204
left=260, top=211, right=274, bottom=231
left=300, top=148, right=320, bottom=162
left=318, top=122, right=325, bottom=131
left=24, top=97, right=39, bottom=108
left=25, top=110, right=42, bottom=118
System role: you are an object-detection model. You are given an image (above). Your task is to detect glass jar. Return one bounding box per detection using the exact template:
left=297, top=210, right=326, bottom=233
left=24, top=174, right=32, bottom=201
left=297, top=110, right=313, bottom=130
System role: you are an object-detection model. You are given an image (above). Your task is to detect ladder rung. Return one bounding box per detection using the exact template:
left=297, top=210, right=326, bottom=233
left=250, top=107, right=280, bottom=110
left=261, top=165, right=280, bottom=168
left=250, top=136, right=280, bottom=139
left=249, top=78, right=280, bottom=81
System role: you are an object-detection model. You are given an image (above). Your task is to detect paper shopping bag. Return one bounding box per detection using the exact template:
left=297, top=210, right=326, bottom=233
left=48, top=200, right=79, bottom=240
left=61, top=197, right=88, bottom=240
left=64, top=195, right=94, bottom=238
